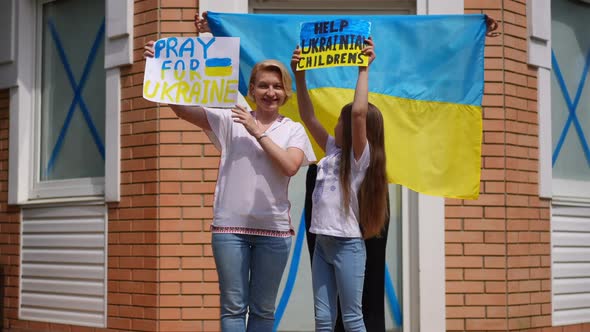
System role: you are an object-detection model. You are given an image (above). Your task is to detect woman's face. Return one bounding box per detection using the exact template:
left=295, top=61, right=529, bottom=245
left=250, top=70, right=286, bottom=114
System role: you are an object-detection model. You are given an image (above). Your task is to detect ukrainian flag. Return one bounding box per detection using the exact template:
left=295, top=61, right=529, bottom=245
left=207, top=12, right=486, bottom=200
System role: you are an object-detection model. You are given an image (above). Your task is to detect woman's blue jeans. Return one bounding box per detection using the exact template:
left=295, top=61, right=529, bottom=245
left=312, top=234, right=367, bottom=332
left=212, top=233, right=292, bottom=332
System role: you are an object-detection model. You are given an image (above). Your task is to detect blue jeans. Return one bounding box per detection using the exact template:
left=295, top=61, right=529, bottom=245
left=212, top=233, right=292, bottom=332
left=312, top=235, right=367, bottom=332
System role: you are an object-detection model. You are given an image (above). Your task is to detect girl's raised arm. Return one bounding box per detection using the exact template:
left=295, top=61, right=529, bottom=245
left=351, top=38, right=375, bottom=160
left=291, top=47, right=329, bottom=152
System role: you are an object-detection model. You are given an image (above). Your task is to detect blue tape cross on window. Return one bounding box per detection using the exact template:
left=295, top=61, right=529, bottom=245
left=45, top=18, right=106, bottom=175
left=551, top=49, right=590, bottom=167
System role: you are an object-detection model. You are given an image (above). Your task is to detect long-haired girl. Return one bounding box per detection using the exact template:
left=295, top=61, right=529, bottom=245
left=291, top=38, right=388, bottom=331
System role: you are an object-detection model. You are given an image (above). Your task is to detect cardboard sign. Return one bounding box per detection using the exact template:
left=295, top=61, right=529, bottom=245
left=143, top=36, right=240, bottom=107
left=296, top=19, right=371, bottom=70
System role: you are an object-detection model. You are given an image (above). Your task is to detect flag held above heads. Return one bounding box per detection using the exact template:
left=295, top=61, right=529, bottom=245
left=207, top=12, right=487, bottom=200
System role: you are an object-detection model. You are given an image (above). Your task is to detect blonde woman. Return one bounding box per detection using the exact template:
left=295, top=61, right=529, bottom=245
left=144, top=41, right=315, bottom=331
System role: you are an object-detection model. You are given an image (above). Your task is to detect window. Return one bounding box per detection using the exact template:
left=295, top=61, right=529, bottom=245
left=550, top=0, right=590, bottom=325
left=32, top=0, right=106, bottom=199
left=5, top=0, right=131, bottom=204
left=551, top=0, right=590, bottom=201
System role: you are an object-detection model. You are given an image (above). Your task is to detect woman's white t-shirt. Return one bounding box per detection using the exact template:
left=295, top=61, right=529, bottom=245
left=204, top=106, right=316, bottom=236
left=309, top=136, right=370, bottom=238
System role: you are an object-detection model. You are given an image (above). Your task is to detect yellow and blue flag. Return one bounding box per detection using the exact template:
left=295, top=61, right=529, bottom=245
left=207, top=12, right=486, bottom=199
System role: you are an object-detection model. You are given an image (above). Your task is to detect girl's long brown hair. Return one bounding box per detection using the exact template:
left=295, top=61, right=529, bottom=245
left=339, top=102, right=389, bottom=239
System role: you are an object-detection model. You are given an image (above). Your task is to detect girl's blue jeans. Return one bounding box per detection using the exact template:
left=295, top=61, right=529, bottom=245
left=312, top=234, right=367, bottom=332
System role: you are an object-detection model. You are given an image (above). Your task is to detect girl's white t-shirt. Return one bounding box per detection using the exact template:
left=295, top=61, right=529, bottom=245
left=204, top=106, right=316, bottom=235
left=309, top=136, right=370, bottom=238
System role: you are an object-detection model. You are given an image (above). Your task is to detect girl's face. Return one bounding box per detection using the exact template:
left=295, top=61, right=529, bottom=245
left=250, top=70, right=286, bottom=114
left=334, top=114, right=343, bottom=148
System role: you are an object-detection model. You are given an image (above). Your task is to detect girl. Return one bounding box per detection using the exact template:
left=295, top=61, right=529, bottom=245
left=144, top=41, right=316, bottom=331
left=291, top=39, right=388, bottom=331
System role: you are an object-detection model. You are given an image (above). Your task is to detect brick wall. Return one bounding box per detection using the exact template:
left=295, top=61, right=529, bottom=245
left=143, top=1, right=221, bottom=331
left=104, top=0, right=161, bottom=331
left=445, top=1, right=588, bottom=331
left=0, top=90, right=22, bottom=331
left=112, top=0, right=221, bottom=331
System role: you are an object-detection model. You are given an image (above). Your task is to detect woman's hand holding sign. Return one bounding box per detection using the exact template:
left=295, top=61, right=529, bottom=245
left=144, top=40, right=155, bottom=58
left=194, top=11, right=211, bottom=34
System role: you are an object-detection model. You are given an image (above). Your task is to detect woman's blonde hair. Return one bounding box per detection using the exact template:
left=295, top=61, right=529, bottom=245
left=248, top=59, right=293, bottom=105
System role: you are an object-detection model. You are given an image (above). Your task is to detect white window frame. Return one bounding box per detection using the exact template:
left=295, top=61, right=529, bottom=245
left=199, top=1, right=455, bottom=330
left=532, top=0, right=590, bottom=203
left=6, top=0, right=131, bottom=204
left=30, top=0, right=106, bottom=200
left=528, top=0, right=553, bottom=199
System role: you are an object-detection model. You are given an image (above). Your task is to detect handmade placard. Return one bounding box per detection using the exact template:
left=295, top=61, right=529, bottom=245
left=296, top=19, right=371, bottom=70
left=143, top=36, right=240, bottom=107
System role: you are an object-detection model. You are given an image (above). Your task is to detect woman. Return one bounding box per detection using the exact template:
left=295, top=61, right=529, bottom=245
left=144, top=39, right=315, bottom=331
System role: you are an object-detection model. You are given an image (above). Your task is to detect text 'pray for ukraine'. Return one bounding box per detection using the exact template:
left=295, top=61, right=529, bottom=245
left=143, top=36, right=240, bottom=107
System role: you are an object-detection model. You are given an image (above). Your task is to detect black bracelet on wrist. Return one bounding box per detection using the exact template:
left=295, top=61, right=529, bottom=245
left=256, top=132, right=268, bottom=141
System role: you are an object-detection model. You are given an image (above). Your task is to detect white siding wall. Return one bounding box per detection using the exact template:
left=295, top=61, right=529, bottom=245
left=20, top=204, right=107, bottom=327
left=551, top=205, right=590, bottom=325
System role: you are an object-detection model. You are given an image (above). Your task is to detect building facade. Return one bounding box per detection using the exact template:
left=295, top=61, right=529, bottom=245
left=0, top=0, right=588, bottom=331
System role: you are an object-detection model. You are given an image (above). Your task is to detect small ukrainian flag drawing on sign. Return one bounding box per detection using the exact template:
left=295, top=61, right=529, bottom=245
left=205, top=58, right=233, bottom=76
